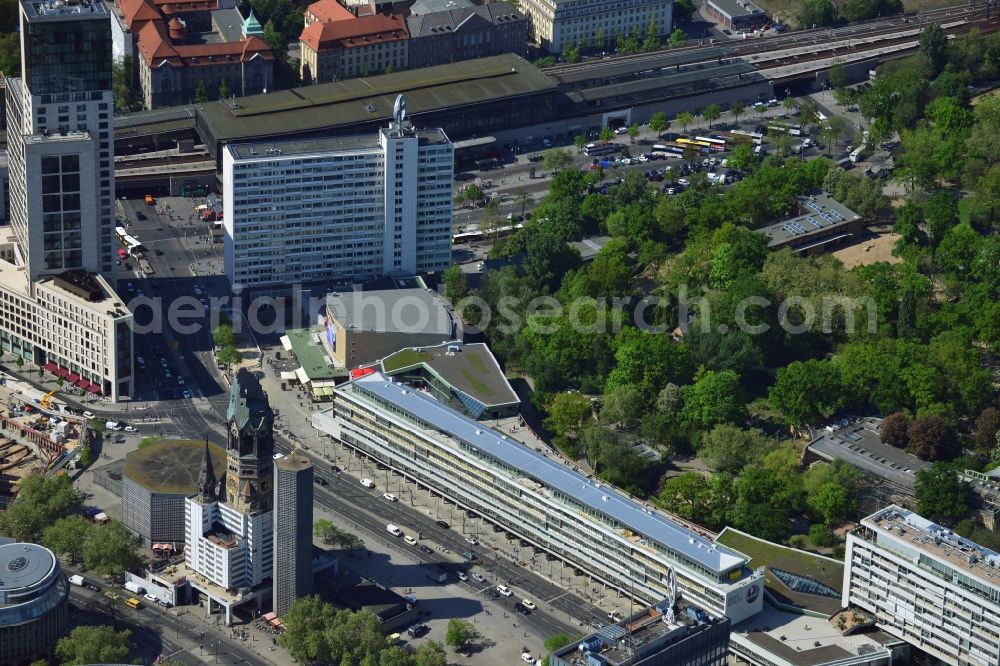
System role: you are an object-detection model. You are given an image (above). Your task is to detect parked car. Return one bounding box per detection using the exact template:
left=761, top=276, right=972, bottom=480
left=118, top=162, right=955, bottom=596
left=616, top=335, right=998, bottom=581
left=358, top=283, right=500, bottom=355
left=435, top=519, right=450, bottom=529
left=181, top=389, right=192, bottom=399
left=472, top=573, right=487, bottom=583
left=456, top=572, right=469, bottom=582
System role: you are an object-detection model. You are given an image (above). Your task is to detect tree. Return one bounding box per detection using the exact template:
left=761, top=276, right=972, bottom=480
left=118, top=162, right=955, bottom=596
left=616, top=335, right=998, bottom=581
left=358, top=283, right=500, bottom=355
left=648, top=111, right=668, bottom=137
left=808, top=482, right=854, bottom=526
left=626, top=123, right=640, bottom=144
left=378, top=646, right=413, bottom=666
left=642, top=17, right=659, bottom=51
left=919, top=24, right=948, bottom=74
left=880, top=412, right=910, bottom=448
left=112, top=55, right=136, bottom=112
left=975, top=407, right=1000, bottom=451
left=573, top=134, right=587, bottom=152
left=441, top=264, right=467, bottom=300
left=262, top=19, right=286, bottom=54
left=219, top=79, right=230, bottom=100
left=680, top=369, right=744, bottom=427
left=544, top=392, right=592, bottom=444
left=729, top=100, right=745, bottom=126
left=599, top=126, right=615, bottom=141
left=55, top=626, right=134, bottom=666
left=544, top=635, right=575, bottom=653
left=0, top=33, right=21, bottom=80
left=769, top=360, right=844, bottom=427
left=543, top=148, right=572, bottom=172
left=43, top=515, right=93, bottom=564
left=194, top=79, right=208, bottom=104
left=217, top=345, right=242, bottom=366
left=702, top=103, right=721, bottom=130
left=212, top=323, right=236, bottom=348
left=15, top=354, right=23, bottom=368
left=730, top=466, right=795, bottom=541
left=915, top=464, right=972, bottom=525
left=676, top=111, right=694, bottom=135
left=783, top=97, right=796, bottom=113
left=445, top=618, right=477, bottom=651
left=83, top=520, right=142, bottom=576
left=0, top=472, right=83, bottom=543
left=414, top=640, right=448, bottom=666
left=668, top=27, right=687, bottom=48
left=278, top=596, right=338, bottom=663
left=699, top=425, right=776, bottom=473
left=799, top=0, right=836, bottom=28
left=907, top=414, right=957, bottom=462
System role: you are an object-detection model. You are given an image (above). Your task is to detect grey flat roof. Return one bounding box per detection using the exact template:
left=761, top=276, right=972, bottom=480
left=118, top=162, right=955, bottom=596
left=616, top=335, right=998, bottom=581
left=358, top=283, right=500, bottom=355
left=759, top=193, right=861, bottom=247
left=198, top=53, right=557, bottom=144
left=0, top=542, right=56, bottom=592
left=212, top=8, right=247, bottom=43
left=410, top=0, right=474, bottom=13
left=351, top=372, right=747, bottom=575
left=708, top=0, right=767, bottom=20
left=381, top=342, right=519, bottom=408
left=549, top=48, right=735, bottom=85
left=228, top=134, right=379, bottom=159
left=571, top=61, right=762, bottom=103
left=327, top=288, right=453, bottom=336
left=808, top=417, right=927, bottom=490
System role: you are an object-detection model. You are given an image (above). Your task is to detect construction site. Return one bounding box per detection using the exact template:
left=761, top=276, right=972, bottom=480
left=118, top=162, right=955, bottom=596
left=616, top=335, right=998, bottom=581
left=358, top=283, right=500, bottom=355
left=0, top=373, right=87, bottom=507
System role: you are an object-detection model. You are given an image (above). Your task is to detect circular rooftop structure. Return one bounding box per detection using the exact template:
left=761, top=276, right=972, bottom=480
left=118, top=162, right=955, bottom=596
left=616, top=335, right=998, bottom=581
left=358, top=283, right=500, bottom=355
left=122, top=439, right=227, bottom=547
left=0, top=542, right=69, bottom=666
left=124, top=438, right=226, bottom=495
left=0, top=542, right=58, bottom=603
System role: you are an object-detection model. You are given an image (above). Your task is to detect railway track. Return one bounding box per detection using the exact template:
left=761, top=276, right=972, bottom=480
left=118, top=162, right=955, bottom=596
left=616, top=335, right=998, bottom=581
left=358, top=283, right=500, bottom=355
left=541, top=2, right=991, bottom=78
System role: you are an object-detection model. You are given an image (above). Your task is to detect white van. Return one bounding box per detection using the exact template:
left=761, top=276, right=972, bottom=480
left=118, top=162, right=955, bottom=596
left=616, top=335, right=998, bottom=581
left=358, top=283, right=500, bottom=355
left=387, top=524, right=403, bottom=537
left=106, top=421, right=123, bottom=431
left=360, top=478, right=375, bottom=488
left=124, top=580, right=145, bottom=595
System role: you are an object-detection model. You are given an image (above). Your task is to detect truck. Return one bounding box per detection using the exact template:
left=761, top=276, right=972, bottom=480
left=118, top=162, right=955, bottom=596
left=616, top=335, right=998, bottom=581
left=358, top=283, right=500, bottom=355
left=124, top=580, right=145, bottom=595
left=68, top=575, right=85, bottom=587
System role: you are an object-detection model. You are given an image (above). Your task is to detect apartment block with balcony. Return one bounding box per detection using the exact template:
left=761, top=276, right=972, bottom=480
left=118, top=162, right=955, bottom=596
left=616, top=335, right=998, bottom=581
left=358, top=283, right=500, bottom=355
left=843, top=505, right=1000, bottom=666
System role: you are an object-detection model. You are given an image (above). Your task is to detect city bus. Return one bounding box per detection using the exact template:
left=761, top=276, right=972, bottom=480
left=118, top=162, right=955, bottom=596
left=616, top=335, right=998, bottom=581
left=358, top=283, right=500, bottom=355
left=694, top=136, right=727, bottom=151
left=584, top=141, right=621, bottom=156
left=767, top=122, right=803, bottom=136
left=728, top=129, right=764, bottom=145
left=651, top=143, right=686, bottom=157
left=675, top=138, right=711, bottom=154
left=115, top=226, right=146, bottom=257
left=452, top=223, right=523, bottom=244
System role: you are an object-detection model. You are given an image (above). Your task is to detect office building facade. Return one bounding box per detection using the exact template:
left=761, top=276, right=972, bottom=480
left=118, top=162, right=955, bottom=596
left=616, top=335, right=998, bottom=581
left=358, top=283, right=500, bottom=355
left=222, top=107, right=453, bottom=290
left=273, top=452, right=314, bottom=617
left=520, top=0, right=672, bottom=54
left=0, top=0, right=132, bottom=401
left=843, top=505, right=1000, bottom=666
left=11, top=0, right=115, bottom=279
left=314, top=372, right=764, bottom=623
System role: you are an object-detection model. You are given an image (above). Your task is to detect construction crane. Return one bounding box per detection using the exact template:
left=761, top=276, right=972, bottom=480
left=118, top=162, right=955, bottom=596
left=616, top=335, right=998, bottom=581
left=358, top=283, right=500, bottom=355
left=39, top=390, right=56, bottom=410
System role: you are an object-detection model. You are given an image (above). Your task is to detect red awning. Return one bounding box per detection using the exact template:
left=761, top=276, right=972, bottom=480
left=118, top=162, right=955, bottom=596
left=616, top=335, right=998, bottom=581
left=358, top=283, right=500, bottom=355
left=44, top=362, right=57, bottom=372
left=55, top=367, right=69, bottom=378
left=67, top=373, right=80, bottom=384
left=87, top=384, right=102, bottom=395
left=75, top=378, right=90, bottom=388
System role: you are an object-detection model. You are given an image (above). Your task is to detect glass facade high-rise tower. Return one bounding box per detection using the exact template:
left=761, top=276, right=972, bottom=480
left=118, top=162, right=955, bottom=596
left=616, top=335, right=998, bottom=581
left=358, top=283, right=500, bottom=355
left=9, top=0, right=115, bottom=280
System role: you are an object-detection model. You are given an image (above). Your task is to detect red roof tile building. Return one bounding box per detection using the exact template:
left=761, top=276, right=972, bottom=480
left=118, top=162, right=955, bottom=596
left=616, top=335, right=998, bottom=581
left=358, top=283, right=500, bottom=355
left=113, top=0, right=274, bottom=109
left=299, top=0, right=408, bottom=84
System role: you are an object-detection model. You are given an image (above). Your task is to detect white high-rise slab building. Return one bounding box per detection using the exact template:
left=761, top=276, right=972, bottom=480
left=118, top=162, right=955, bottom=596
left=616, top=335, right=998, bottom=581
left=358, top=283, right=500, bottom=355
left=222, top=106, right=453, bottom=291
left=843, top=505, right=1000, bottom=666
left=0, top=0, right=132, bottom=401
